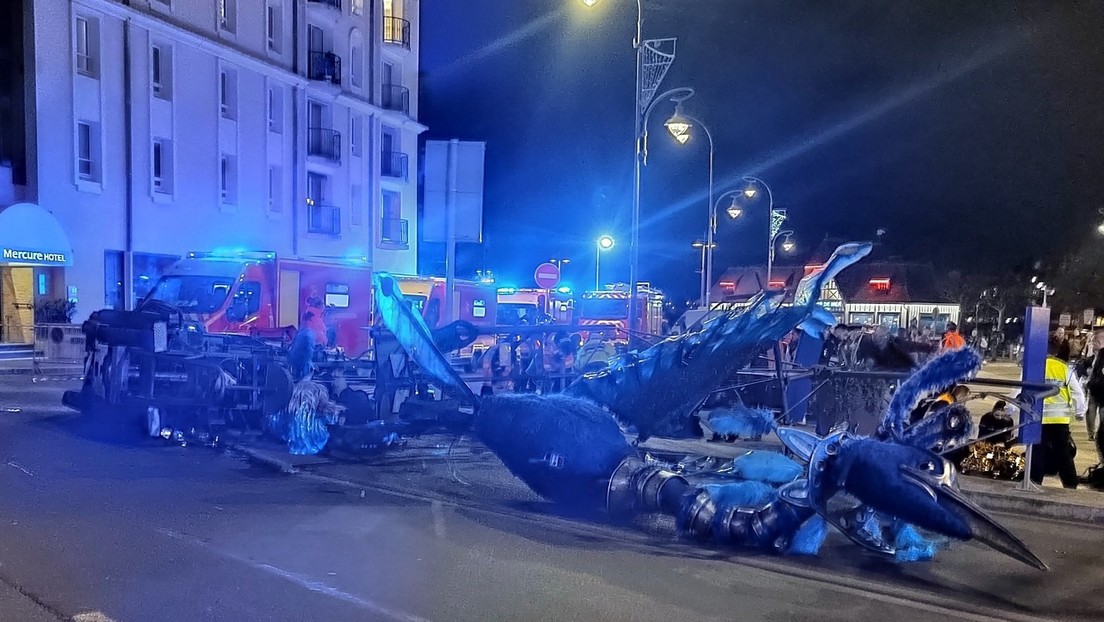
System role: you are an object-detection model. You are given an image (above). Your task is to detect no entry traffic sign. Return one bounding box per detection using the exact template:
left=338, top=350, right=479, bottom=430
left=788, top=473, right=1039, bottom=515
left=534, top=262, right=561, bottom=289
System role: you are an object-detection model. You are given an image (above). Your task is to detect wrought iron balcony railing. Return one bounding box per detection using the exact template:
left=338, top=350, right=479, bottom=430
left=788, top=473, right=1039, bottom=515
left=308, top=51, right=341, bottom=85
left=383, top=17, right=411, bottom=49
left=307, top=204, right=341, bottom=236
left=381, top=85, right=410, bottom=115
left=380, top=218, right=409, bottom=247
left=308, top=128, right=342, bottom=162
left=381, top=151, right=408, bottom=180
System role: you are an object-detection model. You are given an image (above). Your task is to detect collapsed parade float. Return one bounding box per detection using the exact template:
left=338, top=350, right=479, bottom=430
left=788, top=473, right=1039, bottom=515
left=62, top=242, right=1049, bottom=571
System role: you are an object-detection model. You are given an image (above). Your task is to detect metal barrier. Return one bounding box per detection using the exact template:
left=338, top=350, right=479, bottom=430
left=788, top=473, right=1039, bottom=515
left=32, top=323, right=86, bottom=378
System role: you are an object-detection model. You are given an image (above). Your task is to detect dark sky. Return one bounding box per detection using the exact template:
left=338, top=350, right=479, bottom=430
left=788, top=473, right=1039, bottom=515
left=418, top=0, right=1104, bottom=302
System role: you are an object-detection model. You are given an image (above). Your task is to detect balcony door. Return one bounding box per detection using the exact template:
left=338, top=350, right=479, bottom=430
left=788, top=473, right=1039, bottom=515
left=308, top=24, right=323, bottom=53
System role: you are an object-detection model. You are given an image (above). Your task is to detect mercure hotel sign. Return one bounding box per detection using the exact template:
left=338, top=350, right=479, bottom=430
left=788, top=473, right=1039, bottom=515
left=2, top=248, right=68, bottom=264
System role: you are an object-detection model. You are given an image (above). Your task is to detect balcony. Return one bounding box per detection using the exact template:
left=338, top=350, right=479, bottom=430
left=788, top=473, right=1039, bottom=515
left=308, top=51, right=341, bottom=85
left=380, top=218, right=409, bottom=247
left=307, top=0, right=341, bottom=9
left=307, top=203, right=341, bottom=236
left=308, top=128, right=342, bottom=162
left=381, top=151, right=408, bottom=180
left=383, top=17, right=411, bottom=49
left=381, top=85, right=410, bottom=115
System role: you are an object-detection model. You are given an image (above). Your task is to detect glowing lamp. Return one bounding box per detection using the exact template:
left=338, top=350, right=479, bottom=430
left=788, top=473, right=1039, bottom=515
left=597, top=235, right=615, bottom=250
left=726, top=197, right=742, bottom=219
left=664, top=109, right=692, bottom=143
left=581, top=0, right=600, bottom=5
left=743, top=186, right=758, bottom=199
left=781, top=235, right=795, bottom=253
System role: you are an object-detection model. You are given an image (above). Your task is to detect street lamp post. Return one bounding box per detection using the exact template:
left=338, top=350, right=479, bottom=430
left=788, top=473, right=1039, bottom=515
left=739, top=176, right=787, bottom=283
left=596, top=235, right=615, bottom=290
left=549, top=258, right=571, bottom=271
left=580, top=0, right=677, bottom=348
left=769, top=229, right=795, bottom=277
left=691, top=238, right=717, bottom=303
left=663, top=99, right=717, bottom=307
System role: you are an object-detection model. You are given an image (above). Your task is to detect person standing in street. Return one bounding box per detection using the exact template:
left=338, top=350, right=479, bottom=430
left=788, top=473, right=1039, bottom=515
left=941, top=322, right=966, bottom=350
left=1030, top=337, right=1087, bottom=489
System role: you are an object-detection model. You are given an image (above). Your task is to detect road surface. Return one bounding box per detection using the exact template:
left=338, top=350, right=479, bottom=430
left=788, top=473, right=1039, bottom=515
left=0, top=378, right=1102, bottom=621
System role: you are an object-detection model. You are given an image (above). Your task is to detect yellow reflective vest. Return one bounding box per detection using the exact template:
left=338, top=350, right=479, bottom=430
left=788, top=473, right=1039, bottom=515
left=1043, top=356, right=1074, bottom=424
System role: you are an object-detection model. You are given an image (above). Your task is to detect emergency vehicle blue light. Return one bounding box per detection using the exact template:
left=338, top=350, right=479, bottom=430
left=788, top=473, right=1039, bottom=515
left=497, top=287, right=517, bottom=295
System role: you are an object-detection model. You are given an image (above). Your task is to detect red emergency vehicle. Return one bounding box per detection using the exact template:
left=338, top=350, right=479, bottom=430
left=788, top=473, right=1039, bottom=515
left=577, top=283, right=665, bottom=341
left=393, top=275, right=499, bottom=366
left=141, top=251, right=374, bottom=354
left=496, top=287, right=574, bottom=325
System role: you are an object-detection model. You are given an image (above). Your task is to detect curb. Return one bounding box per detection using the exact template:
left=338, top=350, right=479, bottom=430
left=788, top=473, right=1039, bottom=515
left=962, top=485, right=1104, bottom=524
left=228, top=440, right=1104, bottom=525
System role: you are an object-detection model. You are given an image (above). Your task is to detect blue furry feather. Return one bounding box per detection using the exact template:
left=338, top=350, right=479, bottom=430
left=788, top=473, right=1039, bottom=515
left=883, top=348, right=982, bottom=441
left=892, top=523, right=945, bottom=562
left=706, top=405, right=776, bottom=440
left=786, top=515, right=828, bottom=556
left=475, top=393, right=634, bottom=509
left=287, top=330, right=315, bottom=382
left=730, top=451, right=804, bottom=485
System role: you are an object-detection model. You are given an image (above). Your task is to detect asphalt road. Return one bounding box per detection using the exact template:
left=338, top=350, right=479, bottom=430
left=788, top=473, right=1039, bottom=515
left=1, top=378, right=1103, bottom=622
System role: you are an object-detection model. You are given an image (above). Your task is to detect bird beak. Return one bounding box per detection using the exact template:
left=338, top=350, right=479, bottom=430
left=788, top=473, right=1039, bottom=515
left=900, top=464, right=1049, bottom=571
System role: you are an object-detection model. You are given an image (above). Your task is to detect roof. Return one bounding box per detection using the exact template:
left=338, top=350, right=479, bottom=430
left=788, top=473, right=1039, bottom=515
left=709, top=257, right=955, bottom=306
left=833, top=262, right=948, bottom=304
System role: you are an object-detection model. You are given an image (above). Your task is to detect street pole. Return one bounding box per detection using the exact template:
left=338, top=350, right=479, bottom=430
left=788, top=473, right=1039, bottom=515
left=628, top=0, right=644, bottom=346
left=740, top=177, right=776, bottom=284
left=595, top=241, right=601, bottom=291
left=443, top=139, right=459, bottom=324
left=681, top=112, right=714, bottom=309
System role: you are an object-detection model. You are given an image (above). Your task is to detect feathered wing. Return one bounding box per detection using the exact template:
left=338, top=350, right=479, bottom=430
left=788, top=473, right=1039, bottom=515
left=373, top=272, right=478, bottom=406
left=568, top=242, right=873, bottom=441
left=882, top=347, right=982, bottom=441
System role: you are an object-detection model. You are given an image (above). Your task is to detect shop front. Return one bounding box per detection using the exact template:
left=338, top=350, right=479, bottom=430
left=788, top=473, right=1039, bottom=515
left=0, top=203, right=73, bottom=344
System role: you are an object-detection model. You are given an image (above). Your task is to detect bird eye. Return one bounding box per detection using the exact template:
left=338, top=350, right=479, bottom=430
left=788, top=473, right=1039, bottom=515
left=922, top=461, right=936, bottom=471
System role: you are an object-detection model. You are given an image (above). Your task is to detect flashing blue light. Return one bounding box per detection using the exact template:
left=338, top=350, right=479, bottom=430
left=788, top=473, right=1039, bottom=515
left=497, top=287, right=518, bottom=295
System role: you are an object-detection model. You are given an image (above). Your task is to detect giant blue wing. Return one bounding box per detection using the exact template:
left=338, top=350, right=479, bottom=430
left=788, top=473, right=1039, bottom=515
left=373, top=272, right=478, bottom=406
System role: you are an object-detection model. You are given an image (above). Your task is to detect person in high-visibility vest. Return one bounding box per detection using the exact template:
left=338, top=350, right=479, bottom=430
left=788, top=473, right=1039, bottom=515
left=1029, top=337, right=1087, bottom=488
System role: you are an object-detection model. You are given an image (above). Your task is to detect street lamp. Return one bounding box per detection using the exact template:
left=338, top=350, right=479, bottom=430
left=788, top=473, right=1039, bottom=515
left=1035, top=280, right=1055, bottom=307
left=691, top=238, right=717, bottom=304
left=580, top=0, right=677, bottom=347
left=661, top=93, right=718, bottom=307
left=595, top=235, right=615, bottom=290
left=736, top=176, right=788, bottom=283
left=549, top=258, right=571, bottom=270
left=780, top=231, right=796, bottom=253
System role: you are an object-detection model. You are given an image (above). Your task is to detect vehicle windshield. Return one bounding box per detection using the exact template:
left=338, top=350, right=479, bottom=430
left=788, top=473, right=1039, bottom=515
left=145, top=275, right=235, bottom=314
left=579, top=297, right=629, bottom=320
left=405, top=294, right=428, bottom=313
left=497, top=303, right=540, bottom=325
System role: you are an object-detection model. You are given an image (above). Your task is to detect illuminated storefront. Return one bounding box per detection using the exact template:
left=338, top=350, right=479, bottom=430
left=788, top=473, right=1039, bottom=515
left=0, top=203, right=74, bottom=343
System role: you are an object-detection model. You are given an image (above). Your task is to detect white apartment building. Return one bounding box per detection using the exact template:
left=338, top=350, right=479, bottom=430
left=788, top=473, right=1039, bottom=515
left=0, top=0, right=422, bottom=344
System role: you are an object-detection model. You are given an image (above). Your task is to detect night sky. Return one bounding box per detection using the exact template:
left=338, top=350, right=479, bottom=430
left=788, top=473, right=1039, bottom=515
left=418, top=1, right=1104, bottom=302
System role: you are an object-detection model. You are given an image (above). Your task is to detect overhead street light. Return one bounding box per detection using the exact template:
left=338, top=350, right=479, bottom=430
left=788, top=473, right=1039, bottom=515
left=780, top=232, right=796, bottom=253
left=595, top=235, right=615, bottom=290
left=725, top=196, right=742, bottom=220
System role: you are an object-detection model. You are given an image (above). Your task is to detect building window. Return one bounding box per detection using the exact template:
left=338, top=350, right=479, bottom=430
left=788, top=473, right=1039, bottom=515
left=380, top=190, right=407, bottom=245
left=266, top=2, right=282, bottom=54
left=267, top=166, right=281, bottom=213
left=267, top=85, right=283, bottom=133
left=351, top=0, right=364, bottom=15
left=350, top=184, right=362, bottom=226
left=350, top=41, right=363, bottom=89
left=220, top=155, right=237, bottom=204
left=384, top=0, right=402, bottom=19
left=151, top=44, right=172, bottom=99
left=76, top=121, right=99, bottom=182
left=219, top=0, right=237, bottom=33
left=349, top=115, right=362, bottom=157
left=152, top=138, right=173, bottom=194
left=307, top=172, right=327, bottom=204
left=220, top=68, right=237, bottom=119
left=74, top=16, right=98, bottom=78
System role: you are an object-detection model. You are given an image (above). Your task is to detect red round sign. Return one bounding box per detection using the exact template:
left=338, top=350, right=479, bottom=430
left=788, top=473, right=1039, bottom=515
left=534, top=262, right=561, bottom=289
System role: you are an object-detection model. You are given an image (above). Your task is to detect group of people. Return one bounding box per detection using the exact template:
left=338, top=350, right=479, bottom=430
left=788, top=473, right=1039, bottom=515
left=479, top=331, right=594, bottom=396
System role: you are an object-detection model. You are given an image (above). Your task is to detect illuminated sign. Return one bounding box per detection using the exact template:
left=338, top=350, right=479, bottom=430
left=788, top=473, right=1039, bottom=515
left=2, top=248, right=68, bottom=264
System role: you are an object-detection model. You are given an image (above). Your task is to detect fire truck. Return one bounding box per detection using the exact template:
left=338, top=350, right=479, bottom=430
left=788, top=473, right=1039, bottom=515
left=142, top=251, right=374, bottom=355
left=577, top=283, right=666, bottom=341
left=496, top=287, right=574, bottom=326
left=392, top=275, right=498, bottom=366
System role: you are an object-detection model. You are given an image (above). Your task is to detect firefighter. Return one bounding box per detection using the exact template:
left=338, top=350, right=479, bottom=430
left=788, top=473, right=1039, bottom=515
left=1029, top=337, right=1087, bottom=488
